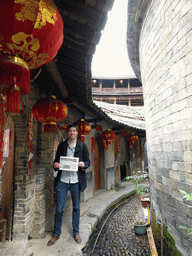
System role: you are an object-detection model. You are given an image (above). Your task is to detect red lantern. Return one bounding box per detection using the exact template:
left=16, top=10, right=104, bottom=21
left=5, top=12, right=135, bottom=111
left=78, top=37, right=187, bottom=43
left=127, top=134, right=138, bottom=147
left=73, top=119, right=92, bottom=142
left=32, top=96, right=68, bottom=133
left=58, top=122, right=68, bottom=131
left=96, top=124, right=103, bottom=132
left=101, top=129, right=115, bottom=150
left=0, top=0, right=63, bottom=113
left=121, top=131, right=128, bottom=137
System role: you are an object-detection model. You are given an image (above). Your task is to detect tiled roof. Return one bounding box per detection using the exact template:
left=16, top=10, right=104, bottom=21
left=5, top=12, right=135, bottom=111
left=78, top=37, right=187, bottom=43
left=94, top=101, right=146, bottom=130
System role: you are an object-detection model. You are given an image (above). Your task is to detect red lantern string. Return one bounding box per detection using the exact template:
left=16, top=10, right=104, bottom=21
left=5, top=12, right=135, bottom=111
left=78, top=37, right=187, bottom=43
left=0, top=0, right=64, bottom=113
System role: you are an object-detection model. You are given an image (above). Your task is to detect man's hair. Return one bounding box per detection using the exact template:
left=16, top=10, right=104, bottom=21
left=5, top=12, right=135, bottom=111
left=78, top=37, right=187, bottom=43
left=67, top=123, right=78, bottom=132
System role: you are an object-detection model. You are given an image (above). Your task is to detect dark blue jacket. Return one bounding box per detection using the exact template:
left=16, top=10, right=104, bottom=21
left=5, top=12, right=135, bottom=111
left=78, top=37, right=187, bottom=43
left=54, top=139, right=90, bottom=192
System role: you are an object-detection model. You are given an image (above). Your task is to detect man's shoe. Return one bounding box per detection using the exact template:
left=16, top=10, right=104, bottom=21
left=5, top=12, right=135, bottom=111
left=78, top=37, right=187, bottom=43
left=47, top=235, right=60, bottom=246
left=73, top=233, right=81, bottom=244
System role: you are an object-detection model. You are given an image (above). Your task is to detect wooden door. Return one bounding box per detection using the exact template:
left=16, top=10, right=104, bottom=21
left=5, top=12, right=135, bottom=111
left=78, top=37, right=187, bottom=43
left=94, top=140, right=100, bottom=190
left=2, top=115, right=15, bottom=240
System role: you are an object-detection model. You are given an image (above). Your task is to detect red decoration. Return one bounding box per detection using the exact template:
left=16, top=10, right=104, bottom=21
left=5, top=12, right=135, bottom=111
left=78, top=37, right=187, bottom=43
left=32, top=96, right=68, bottom=133
left=96, top=124, right=103, bottom=132
left=3, top=129, right=10, bottom=158
left=116, top=137, right=120, bottom=152
left=127, top=134, right=138, bottom=147
left=0, top=94, right=6, bottom=168
left=91, top=137, right=94, bottom=166
left=0, top=0, right=64, bottom=112
left=101, top=129, right=115, bottom=150
left=58, top=122, right=68, bottom=131
left=28, top=112, right=33, bottom=174
left=73, top=119, right=92, bottom=142
left=121, top=131, right=128, bottom=137
left=6, top=83, right=20, bottom=113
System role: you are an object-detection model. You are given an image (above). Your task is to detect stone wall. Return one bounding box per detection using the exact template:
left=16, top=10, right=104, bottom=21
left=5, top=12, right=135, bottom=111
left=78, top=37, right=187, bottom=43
left=139, top=1, right=192, bottom=255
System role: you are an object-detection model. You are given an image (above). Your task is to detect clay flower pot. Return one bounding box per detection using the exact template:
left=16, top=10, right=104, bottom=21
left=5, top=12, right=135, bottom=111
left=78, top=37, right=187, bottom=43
left=141, top=197, right=150, bottom=208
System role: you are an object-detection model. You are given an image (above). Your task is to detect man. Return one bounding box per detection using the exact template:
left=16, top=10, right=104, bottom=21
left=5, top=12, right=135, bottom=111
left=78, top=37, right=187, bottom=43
left=47, top=124, right=90, bottom=246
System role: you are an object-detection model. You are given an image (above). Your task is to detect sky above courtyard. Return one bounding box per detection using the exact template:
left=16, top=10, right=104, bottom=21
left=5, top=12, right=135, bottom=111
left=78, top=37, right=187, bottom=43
left=91, top=0, right=136, bottom=78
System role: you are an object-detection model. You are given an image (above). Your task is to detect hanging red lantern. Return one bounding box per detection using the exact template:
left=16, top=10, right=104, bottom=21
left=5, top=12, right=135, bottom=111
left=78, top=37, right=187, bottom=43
left=121, top=131, right=128, bottom=137
left=0, top=0, right=64, bottom=113
left=127, top=134, right=138, bottom=147
left=96, top=124, right=103, bottom=132
left=73, top=119, right=92, bottom=142
left=32, top=96, right=68, bottom=133
left=101, top=129, right=115, bottom=150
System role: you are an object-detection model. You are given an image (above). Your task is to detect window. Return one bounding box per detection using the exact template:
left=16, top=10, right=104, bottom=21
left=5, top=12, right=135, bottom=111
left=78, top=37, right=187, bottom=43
left=116, top=79, right=128, bottom=88
left=102, top=79, right=114, bottom=88
left=130, top=79, right=142, bottom=88
left=92, top=79, right=100, bottom=88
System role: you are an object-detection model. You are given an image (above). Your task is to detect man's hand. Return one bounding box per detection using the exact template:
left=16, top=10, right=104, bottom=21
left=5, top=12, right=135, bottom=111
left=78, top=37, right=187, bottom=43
left=78, top=161, right=85, bottom=168
left=54, top=162, right=60, bottom=168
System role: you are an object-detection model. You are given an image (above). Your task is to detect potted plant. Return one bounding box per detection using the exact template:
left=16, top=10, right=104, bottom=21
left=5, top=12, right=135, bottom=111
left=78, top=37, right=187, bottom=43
left=125, top=171, right=150, bottom=235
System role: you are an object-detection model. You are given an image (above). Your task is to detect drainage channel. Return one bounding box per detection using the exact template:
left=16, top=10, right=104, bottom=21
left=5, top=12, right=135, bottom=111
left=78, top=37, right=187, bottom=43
left=82, top=195, right=151, bottom=256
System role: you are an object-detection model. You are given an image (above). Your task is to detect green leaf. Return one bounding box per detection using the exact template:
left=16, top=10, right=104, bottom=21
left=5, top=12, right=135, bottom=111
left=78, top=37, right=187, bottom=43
left=187, top=229, right=192, bottom=235
left=179, top=190, right=187, bottom=195
left=179, top=225, right=188, bottom=230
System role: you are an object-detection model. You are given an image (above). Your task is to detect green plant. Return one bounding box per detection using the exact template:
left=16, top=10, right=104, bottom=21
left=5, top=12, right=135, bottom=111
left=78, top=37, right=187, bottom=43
left=124, top=171, right=149, bottom=226
left=179, top=190, right=192, bottom=235
left=124, top=171, right=149, bottom=196
left=151, top=208, right=182, bottom=256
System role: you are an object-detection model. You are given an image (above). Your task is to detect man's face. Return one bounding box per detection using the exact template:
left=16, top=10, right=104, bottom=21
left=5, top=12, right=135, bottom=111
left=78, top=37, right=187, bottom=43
left=68, top=127, right=78, bottom=140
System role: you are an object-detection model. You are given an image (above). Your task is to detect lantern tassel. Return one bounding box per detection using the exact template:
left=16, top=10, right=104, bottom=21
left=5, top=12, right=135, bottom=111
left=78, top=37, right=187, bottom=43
left=44, top=123, right=57, bottom=133
left=7, top=85, right=20, bottom=113
left=78, top=135, right=85, bottom=142
left=0, top=59, right=30, bottom=95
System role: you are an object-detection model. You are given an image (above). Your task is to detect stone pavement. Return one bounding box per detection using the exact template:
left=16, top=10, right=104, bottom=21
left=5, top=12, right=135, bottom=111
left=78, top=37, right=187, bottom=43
left=0, top=181, right=149, bottom=256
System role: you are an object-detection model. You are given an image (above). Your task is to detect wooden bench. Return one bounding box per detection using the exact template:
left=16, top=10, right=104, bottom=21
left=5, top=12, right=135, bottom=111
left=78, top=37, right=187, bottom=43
left=0, top=218, right=7, bottom=242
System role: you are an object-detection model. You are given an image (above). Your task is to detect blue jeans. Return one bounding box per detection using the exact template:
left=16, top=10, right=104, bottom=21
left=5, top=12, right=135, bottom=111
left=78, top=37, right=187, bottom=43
left=54, top=181, right=80, bottom=236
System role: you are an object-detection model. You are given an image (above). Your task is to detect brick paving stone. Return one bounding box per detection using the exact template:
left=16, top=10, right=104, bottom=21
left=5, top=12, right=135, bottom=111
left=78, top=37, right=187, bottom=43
left=83, top=197, right=150, bottom=256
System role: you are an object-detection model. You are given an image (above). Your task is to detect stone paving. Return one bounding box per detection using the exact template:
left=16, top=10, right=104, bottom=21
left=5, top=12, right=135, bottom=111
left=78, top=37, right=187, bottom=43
left=0, top=181, right=150, bottom=256
left=83, top=197, right=150, bottom=256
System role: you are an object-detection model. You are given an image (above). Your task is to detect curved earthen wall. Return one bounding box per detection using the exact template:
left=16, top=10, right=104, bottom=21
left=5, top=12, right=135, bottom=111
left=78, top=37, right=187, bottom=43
left=139, top=1, right=192, bottom=255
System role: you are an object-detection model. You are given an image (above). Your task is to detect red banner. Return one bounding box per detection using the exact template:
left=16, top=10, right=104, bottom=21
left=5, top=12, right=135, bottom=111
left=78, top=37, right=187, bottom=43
left=0, top=94, right=6, bottom=168
left=28, top=112, right=33, bottom=174
left=3, top=129, right=10, bottom=158
left=116, top=137, right=120, bottom=152
left=91, top=137, right=94, bottom=166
